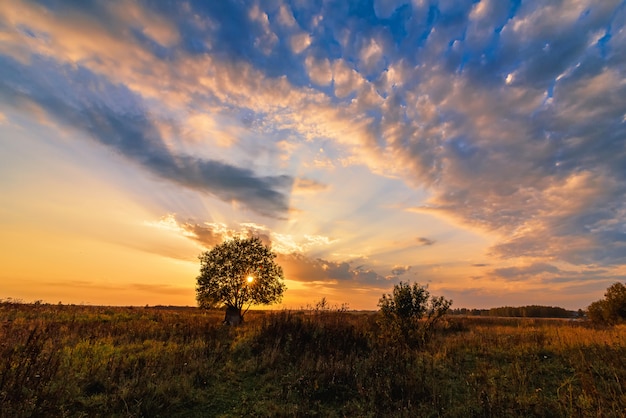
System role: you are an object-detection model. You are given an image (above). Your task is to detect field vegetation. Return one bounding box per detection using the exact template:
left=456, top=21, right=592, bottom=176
left=1, top=300, right=625, bottom=417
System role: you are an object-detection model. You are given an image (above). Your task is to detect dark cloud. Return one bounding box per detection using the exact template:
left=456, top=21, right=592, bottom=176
left=390, top=265, right=411, bottom=276
left=493, top=263, right=561, bottom=281
left=417, top=237, right=435, bottom=246
left=180, top=223, right=225, bottom=248
left=0, top=55, right=292, bottom=218
left=277, top=253, right=386, bottom=284
left=385, top=265, right=412, bottom=280
left=490, top=263, right=624, bottom=287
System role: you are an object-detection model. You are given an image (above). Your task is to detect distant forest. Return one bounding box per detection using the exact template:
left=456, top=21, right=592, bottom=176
left=451, top=305, right=578, bottom=318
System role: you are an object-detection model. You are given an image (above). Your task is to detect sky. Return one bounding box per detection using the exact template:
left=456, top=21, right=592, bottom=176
left=1, top=0, right=625, bottom=310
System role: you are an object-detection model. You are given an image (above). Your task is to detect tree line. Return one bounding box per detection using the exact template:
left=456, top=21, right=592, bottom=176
left=450, top=305, right=575, bottom=318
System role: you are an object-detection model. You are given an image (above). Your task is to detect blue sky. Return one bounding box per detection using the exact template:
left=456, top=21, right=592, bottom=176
left=1, top=0, right=625, bottom=309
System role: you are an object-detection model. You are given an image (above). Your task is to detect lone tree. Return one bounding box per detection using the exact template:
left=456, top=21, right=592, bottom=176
left=587, top=282, right=626, bottom=325
left=378, top=281, right=452, bottom=347
left=196, top=236, right=286, bottom=324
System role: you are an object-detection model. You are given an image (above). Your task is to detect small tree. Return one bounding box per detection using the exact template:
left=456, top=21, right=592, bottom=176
left=587, top=282, right=626, bottom=325
left=196, top=236, right=286, bottom=324
left=378, top=281, right=452, bottom=347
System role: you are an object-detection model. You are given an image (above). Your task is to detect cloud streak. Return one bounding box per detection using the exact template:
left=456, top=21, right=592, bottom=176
left=0, top=54, right=292, bottom=218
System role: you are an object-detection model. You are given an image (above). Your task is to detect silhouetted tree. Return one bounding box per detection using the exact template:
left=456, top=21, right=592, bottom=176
left=378, top=281, right=452, bottom=347
left=587, top=282, right=626, bottom=325
left=196, top=237, right=286, bottom=324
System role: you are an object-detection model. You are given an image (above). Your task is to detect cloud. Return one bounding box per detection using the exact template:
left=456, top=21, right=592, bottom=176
left=0, top=55, right=292, bottom=218
left=248, top=4, right=278, bottom=55
left=332, top=59, right=368, bottom=99
left=169, top=219, right=271, bottom=249
left=417, top=237, right=435, bottom=246
left=486, top=261, right=626, bottom=290
left=278, top=4, right=297, bottom=27
left=395, top=18, right=626, bottom=267
left=2, top=0, right=626, bottom=289
left=290, top=32, right=311, bottom=54
left=492, top=263, right=561, bottom=281
left=107, top=0, right=180, bottom=47
left=157, top=215, right=338, bottom=255
left=386, top=265, right=412, bottom=280
left=177, top=222, right=230, bottom=248
left=278, top=253, right=385, bottom=284
left=359, top=37, right=384, bottom=73
left=305, top=55, right=333, bottom=86
left=0, top=0, right=385, bottom=181
left=182, top=113, right=242, bottom=147
left=292, top=177, right=328, bottom=194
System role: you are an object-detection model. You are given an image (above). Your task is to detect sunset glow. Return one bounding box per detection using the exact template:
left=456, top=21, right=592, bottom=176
left=1, top=0, right=625, bottom=310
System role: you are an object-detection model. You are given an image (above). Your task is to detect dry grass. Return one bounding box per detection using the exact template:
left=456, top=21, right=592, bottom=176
left=1, top=302, right=625, bottom=417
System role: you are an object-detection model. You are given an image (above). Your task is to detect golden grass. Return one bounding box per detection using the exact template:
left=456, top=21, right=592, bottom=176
left=1, top=303, right=625, bottom=417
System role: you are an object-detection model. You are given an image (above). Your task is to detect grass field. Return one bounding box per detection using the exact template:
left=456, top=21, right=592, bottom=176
left=1, top=301, right=625, bottom=417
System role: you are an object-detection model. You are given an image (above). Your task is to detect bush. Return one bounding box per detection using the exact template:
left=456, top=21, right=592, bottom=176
left=378, top=281, right=452, bottom=348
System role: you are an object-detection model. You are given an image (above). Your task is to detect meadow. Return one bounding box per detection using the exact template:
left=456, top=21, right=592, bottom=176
left=1, top=301, right=625, bottom=417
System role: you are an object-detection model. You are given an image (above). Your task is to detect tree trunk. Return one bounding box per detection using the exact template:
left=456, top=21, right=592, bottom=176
left=223, top=305, right=243, bottom=325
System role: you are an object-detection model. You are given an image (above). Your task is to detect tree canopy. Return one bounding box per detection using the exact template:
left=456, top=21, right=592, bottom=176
left=587, top=282, right=626, bottom=325
left=196, top=236, right=286, bottom=322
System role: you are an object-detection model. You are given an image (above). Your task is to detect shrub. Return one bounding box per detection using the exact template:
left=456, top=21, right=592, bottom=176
left=378, top=281, right=452, bottom=347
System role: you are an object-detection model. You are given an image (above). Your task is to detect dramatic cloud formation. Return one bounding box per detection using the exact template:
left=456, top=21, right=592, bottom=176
left=1, top=0, right=625, bottom=309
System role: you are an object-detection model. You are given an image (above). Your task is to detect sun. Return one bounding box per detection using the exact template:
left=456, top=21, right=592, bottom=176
left=246, top=276, right=254, bottom=283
